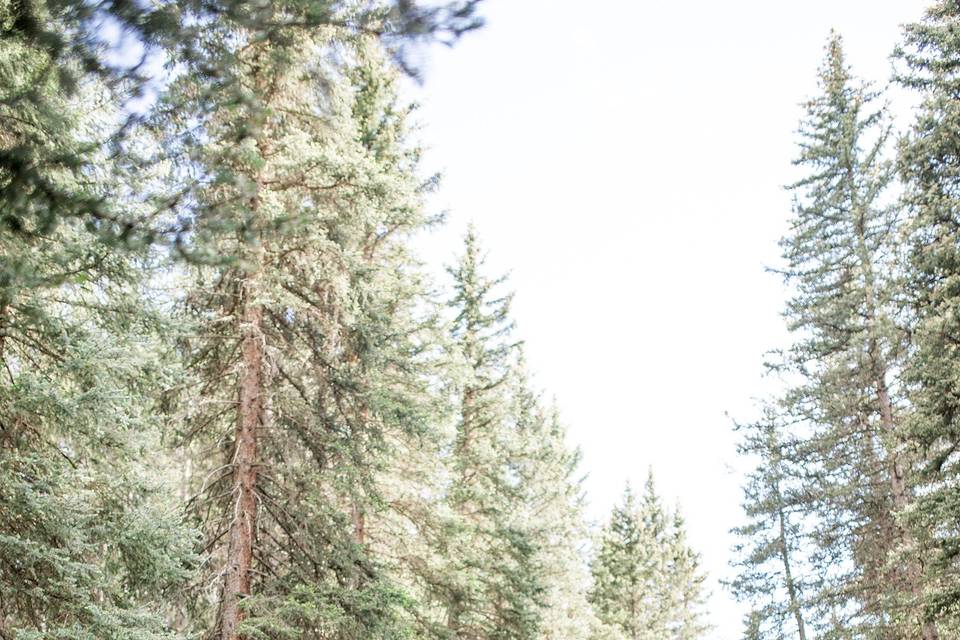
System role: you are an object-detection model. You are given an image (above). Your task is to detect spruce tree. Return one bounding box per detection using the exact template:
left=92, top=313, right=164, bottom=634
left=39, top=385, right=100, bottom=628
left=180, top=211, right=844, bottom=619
left=667, top=510, right=711, bottom=640
left=431, top=227, right=543, bottom=640
left=762, top=32, right=934, bottom=639
left=727, top=408, right=810, bottom=640
left=508, top=369, right=598, bottom=640
left=401, top=233, right=600, bottom=640
left=0, top=74, right=197, bottom=637
left=589, top=475, right=710, bottom=640
left=170, top=28, right=439, bottom=638
left=896, top=1, right=960, bottom=631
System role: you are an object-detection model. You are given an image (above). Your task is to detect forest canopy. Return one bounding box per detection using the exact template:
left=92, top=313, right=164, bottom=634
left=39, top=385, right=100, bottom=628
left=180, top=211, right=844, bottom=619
left=4, top=2, right=960, bottom=640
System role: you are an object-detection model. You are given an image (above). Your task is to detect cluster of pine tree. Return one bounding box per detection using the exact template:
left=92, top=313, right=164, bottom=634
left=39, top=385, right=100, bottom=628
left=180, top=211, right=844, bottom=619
left=0, top=1, right=711, bottom=639
left=729, top=3, right=960, bottom=639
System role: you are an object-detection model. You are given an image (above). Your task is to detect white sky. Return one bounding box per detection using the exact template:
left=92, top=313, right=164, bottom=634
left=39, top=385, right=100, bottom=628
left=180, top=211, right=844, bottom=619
left=406, top=2, right=931, bottom=637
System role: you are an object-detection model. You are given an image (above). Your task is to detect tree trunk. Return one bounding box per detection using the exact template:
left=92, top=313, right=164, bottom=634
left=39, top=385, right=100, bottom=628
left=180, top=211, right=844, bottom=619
left=352, top=500, right=366, bottom=545
left=874, top=372, right=938, bottom=640
left=776, top=494, right=807, bottom=640
left=0, top=301, right=8, bottom=363
left=221, top=276, right=265, bottom=640
left=855, top=200, right=938, bottom=640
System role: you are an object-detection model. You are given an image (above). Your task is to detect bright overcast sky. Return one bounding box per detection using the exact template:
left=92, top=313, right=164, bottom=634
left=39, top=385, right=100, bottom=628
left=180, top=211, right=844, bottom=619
left=406, top=1, right=931, bottom=637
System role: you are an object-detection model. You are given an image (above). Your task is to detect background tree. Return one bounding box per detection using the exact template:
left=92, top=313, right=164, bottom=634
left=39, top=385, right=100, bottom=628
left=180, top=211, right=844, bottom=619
left=589, top=475, right=710, bottom=640
left=509, top=380, right=598, bottom=640
left=727, top=408, right=811, bottom=640
left=429, top=227, right=544, bottom=640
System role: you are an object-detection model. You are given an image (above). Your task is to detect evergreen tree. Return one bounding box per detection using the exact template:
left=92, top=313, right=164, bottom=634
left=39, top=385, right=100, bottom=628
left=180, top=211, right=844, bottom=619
left=509, top=370, right=598, bottom=640
left=589, top=475, right=710, bottom=640
left=761, top=32, right=934, bottom=639
left=727, top=408, right=811, bottom=640
left=0, top=74, right=197, bottom=637
left=432, top=227, right=543, bottom=640
left=896, top=1, right=960, bottom=632
left=171, top=28, right=439, bottom=638
left=667, top=510, right=711, bottom=640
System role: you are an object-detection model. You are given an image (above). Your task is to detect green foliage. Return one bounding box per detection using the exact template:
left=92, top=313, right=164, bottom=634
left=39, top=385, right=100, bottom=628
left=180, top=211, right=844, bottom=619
left=433, top=230, right=544, bottom=640
left=509, top=380, right=598, bottom=640
left=0, top=0, right=483, bottom=257
left=0, top=87, right=198, bottom=637
left=0, top=3, right=723, bottom=640
left=897, top=1, right=960, bottom=630
left=172, top=31, right=442, bottom=636
left=727, top=410, right=811, bottom=640
left=238, top=581, right=416, bottom=640
left=589, top=476, right=710, bottom=640
left=728, top=32, right=934, bottom=640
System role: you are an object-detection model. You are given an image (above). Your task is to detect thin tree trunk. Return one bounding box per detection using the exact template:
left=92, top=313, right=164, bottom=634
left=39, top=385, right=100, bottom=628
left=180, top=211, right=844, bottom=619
left=776, top=492, right=807, bottom=640
left=0, top=301, right=8, bottom=363
left=352, top=500, right=366, bottom=545
left=855, top=209, right=938, bottom=640
left=221, top=275, right=265, bottom=640
left=767, top=426, right=807, bottom=640
left=874, top=371, right=937, bottom=640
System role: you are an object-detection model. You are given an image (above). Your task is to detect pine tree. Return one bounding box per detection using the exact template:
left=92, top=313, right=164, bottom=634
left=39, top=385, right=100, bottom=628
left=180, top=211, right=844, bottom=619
left=0, top=72, right=197, bottom=637
left=727, top=408, right=810, bottom=640
left=170, top=27, right=440, bottom=638
left=589, top=475, right=710, bottom=640
left=509, top=370, right=598, bottom=640
left=761, top=32, right=934, bottom=639
left=895, top=1, right=960, bottom=632
left=430, top=227, right=544, bottom=640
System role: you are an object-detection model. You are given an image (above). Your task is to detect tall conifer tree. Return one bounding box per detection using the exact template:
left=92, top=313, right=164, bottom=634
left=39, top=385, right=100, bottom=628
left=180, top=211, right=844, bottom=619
left=896, top=2, right=960, bottom=632
left=170, top=25, right=439, bottom=637
left=757, top=32, right=934, bottom=639
left=728, top=409, right=811, bottom=640
left=508, top=369, right=598, bottom=640
left=433, top=227, right=543, bottom=640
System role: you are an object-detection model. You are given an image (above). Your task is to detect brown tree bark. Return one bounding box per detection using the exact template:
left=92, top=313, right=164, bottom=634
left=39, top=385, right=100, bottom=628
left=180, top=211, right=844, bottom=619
left=221, top=276, right=265, bottom=640
left=352, top=500, right=366, bottom=545
left=855, top=207, right=938, bottom=640
left=874, top=370, right=938, bottom=640
left=0, top=302, right=8, bottom=363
